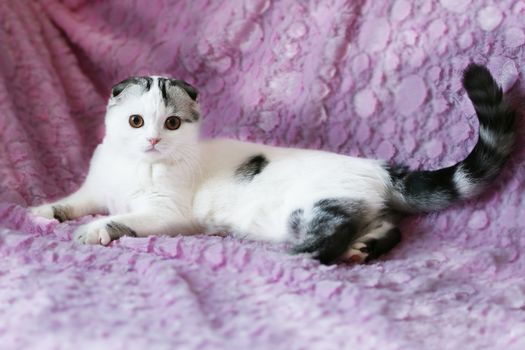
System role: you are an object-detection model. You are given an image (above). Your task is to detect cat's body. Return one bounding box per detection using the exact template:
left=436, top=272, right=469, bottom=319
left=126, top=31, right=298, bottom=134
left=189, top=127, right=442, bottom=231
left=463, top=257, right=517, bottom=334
left=30, top=65, right=516, bottom=263
left=195, top=139, right=390, bottom=241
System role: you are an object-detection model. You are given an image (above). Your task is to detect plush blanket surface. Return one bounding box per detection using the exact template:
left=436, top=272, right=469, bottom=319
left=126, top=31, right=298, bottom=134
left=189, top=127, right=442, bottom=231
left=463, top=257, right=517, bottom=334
left=1, top=1, right=525, bottom=349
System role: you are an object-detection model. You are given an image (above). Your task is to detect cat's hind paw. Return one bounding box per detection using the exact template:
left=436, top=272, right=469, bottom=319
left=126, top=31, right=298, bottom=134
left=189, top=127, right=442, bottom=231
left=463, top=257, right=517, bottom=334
left=342, top=242, right=369, bottom=263
left=342, top=227, right=402, bottom=264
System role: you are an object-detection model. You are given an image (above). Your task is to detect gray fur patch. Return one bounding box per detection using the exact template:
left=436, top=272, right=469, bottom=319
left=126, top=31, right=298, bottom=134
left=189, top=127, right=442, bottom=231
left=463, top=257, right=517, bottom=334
left=157, top=77, right=200, bottom=122
left=106, top=222, right=137, bottom=239
left=308, top=198, right=365, bottom=236
left=178, top=107, right=201, bottom=123
left=235, top=154, right=269, bottom=181
left=52, top=205, right=72, bottom=223
left=288, top=209, right=305, bottom=239
left=188, top=109, right=201, bottom=123
left=158, top=78, right=198, bottom=104
left=291, top=198, right=366, bottom=264
left=479, top=126, right=514, bottom=157
left=171, top=79, right=198, bottom=101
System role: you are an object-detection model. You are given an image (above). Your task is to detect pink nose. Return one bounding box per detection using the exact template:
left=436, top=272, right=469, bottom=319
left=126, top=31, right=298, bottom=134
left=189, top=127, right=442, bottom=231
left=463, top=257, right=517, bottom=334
left=149, top=138, right=161, bottom=146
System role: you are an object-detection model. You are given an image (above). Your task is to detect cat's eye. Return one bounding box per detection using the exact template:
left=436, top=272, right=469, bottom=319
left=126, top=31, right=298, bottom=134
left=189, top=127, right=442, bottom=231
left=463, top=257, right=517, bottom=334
left=165, top=116, right=182, bottom=130
left=129, top=114, right=144, bottom=128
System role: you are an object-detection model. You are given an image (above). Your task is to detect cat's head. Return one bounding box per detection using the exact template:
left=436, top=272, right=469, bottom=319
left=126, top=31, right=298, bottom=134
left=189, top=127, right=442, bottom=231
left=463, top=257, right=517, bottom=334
left=104, top=76, right=200, bottom=163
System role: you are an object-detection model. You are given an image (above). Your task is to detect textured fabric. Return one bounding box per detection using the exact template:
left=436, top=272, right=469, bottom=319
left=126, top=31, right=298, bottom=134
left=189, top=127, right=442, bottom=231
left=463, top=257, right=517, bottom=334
left=1, top=1, right=525, bottom=349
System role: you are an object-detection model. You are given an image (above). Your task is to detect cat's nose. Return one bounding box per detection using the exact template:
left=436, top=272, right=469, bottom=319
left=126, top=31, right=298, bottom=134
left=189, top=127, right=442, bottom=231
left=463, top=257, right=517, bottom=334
left=148, top=138, right=161, bottom=146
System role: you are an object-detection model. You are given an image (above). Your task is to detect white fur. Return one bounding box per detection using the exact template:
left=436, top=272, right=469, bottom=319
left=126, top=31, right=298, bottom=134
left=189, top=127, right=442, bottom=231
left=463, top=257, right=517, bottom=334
left=193, top=139, right=391, bottom=242
left=453, top=165, right=478, bottom=198
left=30, top=77, right=392, bottom=246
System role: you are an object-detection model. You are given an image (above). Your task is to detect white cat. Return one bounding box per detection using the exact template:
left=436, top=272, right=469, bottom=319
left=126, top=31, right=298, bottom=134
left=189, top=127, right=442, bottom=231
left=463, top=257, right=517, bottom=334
left=30, top=65, right=516, bottom=263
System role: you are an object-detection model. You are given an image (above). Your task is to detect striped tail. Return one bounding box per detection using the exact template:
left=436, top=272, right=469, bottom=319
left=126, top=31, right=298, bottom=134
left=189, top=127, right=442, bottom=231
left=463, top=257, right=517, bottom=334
left=388, top=64, right=517, bottom=213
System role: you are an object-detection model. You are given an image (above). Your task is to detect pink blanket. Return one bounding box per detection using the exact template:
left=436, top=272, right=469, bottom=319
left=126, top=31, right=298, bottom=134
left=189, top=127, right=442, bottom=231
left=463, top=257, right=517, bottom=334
left=1, top=1, right=525, bottom=349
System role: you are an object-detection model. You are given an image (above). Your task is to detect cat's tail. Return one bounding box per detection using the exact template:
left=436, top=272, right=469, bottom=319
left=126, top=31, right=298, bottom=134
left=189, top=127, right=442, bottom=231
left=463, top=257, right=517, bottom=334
left=387, top=64, right=517, bottom=213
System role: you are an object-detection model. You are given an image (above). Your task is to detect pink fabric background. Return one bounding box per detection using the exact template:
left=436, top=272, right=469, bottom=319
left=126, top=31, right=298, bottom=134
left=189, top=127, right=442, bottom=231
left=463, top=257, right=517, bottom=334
left=1, top=0, right=525, bottom=349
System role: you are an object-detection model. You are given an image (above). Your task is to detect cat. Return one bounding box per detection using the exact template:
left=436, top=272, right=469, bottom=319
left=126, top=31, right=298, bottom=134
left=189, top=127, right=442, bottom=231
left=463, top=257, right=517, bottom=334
left=29, top=64, right=516, bottom=264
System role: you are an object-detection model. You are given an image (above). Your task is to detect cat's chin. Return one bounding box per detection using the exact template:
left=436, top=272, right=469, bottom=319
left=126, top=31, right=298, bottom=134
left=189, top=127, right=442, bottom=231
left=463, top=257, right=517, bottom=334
left=138, top=150, right=168, bottom=163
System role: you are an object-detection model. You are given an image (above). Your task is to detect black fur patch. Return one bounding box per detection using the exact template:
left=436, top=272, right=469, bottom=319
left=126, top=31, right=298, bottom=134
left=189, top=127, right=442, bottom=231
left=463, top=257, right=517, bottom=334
left=235, top=154, right=269, bottom=181
left=462, top=64, right=502, bottom=108
left=144, top=77, right=153, bottom=91
left=404, top=167, right=458, bottom=208
left=158, top=77, right=169, bottom=102
left=111, top=76, right=153, bottom=97
left=386, top=164, right=459, bottom=212
left=106, top=222, right=137, bottom=239
left=359, top=227, right=401, bottom=262
left=291, top=199, right=364, bottom=264
left=52, top=205, right=71, bottom=223
left=463, top=64, right=514, bottom=133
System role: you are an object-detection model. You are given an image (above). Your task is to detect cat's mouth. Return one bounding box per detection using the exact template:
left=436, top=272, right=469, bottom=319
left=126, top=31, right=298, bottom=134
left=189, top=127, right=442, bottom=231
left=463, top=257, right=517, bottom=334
left=145, top=147, right=160, bottom=153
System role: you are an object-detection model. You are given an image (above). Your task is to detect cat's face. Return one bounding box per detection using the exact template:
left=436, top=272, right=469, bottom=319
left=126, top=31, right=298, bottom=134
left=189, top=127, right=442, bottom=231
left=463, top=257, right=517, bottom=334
left=104, top=76, right=200, bottom=163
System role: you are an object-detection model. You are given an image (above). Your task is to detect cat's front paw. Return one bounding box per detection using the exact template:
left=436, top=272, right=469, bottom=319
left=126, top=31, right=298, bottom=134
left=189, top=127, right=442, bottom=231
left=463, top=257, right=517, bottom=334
left=29, top=204, right=72, bottom=222
left=73, top=220, right=112, bottom=246
left=29, top=205, right=55, bottom=220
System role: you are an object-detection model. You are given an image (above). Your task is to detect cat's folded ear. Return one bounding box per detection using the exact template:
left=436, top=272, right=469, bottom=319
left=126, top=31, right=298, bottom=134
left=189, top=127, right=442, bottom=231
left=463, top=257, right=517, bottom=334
left=169, top=79, right=198, bottom=101
left=111, top=77, right=153, bottom=98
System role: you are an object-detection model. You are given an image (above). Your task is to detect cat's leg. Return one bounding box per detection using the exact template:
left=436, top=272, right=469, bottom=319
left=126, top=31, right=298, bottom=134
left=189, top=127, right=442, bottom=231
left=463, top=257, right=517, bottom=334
left=30, top=183, right=105, bottom=222
left=73, top=211, right=196, bottom=245
left=343, top=220, right=401, bottom=263
left=290, top=198, right=364, bottom=264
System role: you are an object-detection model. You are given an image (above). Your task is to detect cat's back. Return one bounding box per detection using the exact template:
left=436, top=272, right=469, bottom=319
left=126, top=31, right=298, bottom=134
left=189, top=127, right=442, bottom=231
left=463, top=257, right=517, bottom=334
left=198, top=138, right=389, bottom=191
